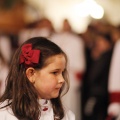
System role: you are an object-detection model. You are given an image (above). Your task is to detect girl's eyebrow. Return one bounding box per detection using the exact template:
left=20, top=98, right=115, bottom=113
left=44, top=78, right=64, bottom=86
left=51, top=69, right=60, bottom=71
left=51, top=68, right=65, bottom=71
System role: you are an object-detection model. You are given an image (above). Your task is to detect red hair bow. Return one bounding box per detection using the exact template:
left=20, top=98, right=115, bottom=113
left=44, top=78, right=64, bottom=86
left=20, top=44, right=40, bottom=67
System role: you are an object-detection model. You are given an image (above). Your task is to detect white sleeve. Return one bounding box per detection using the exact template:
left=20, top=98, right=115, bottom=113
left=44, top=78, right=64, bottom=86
left=0, top=101, right=18, bottom=120
left=0, top=108, right=18, bottom=120
left=108, top=40, right=120, bottom=92
left=108, top=40, right=120, bottom=117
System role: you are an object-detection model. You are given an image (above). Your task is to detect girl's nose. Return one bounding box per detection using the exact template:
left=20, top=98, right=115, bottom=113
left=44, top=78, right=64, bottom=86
left=58, top=75, right=65, bottom=83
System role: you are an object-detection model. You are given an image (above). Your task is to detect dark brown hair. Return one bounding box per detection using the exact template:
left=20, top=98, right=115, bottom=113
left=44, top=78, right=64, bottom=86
left=0, top=37, right=69, bottom=120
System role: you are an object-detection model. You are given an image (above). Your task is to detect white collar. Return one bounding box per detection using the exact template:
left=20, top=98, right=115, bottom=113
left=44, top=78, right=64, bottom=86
left=38, top=99, right=52, bottom=113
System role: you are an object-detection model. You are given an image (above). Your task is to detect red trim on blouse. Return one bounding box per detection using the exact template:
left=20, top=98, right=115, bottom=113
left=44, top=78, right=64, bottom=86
left=110, top=92, right=120, bottom=103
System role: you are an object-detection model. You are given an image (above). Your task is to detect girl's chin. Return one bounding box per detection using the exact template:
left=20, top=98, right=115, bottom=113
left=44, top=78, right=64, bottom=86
left=38, top=91, right=60, bottom=99
left=52, top=92, right=60, bottom=98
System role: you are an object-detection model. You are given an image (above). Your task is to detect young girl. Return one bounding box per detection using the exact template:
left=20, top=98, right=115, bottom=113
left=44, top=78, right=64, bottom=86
left=0, top=37, right=75, bottom=120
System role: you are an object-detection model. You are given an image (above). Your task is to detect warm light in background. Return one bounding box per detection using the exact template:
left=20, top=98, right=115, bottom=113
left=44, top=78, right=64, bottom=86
left=72, top=0, right=104, bottom=18
left=88, top=0, right=104, bottom=19
left=25, top=0, right=120, bottom=33
left=69, top=0, right=104, bottom=33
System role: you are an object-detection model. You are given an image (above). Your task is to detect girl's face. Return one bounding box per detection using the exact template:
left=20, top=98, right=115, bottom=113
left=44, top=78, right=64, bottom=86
left=34, top=54, right=66, bottom=99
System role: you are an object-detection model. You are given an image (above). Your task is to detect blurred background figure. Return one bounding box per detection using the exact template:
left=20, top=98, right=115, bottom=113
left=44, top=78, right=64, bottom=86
left=0, top=35, right=12, bottom=64
left=0, top=35, right=12, bottom=96
left=0, top=51, right=9, bottom=96
left=0, top=0, right=29, bottom=96
left=107, top=27, right=120, bottom=120
left=51, top=19, right=86, bottom=120
left=19, top=17, right=55, bottom=45
left=81, top=24, right=113, bottom=120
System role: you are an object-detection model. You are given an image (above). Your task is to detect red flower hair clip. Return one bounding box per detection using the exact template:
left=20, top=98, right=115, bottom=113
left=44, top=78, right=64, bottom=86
left=20, top=44, right=40, bottom=67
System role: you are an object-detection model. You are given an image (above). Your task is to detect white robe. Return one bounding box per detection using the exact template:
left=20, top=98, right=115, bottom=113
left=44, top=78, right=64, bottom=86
left=108, top=39, right=120, bottom=117
left=0, top=99, right=75, bottom=120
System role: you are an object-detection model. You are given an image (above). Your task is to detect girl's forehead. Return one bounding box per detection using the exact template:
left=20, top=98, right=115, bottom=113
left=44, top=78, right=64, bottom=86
left=45, top=54, right=66, bottom=65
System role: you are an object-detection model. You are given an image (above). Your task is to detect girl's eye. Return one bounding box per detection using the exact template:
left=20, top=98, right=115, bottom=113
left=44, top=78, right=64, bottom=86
left=52, top=71, right=58, bottom=75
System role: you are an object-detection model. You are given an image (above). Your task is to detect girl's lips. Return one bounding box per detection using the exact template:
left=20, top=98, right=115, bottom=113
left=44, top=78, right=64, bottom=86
left=56, top=87, right=61, bottom=90
left=56, top=85, right=62, bottom=89
left=55, top=87, right=62, bottom=92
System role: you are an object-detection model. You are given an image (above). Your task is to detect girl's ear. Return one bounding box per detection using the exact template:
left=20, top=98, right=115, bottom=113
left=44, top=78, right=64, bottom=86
left=26, top=67, right=36, bottom=83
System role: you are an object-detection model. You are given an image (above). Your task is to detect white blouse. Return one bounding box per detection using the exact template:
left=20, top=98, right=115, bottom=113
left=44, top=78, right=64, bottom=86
left=0, top=99, right=75, bottom=120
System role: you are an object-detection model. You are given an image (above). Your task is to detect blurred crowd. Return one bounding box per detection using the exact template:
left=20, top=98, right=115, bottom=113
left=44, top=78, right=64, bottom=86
left=0, top=1, right=120, bottom=120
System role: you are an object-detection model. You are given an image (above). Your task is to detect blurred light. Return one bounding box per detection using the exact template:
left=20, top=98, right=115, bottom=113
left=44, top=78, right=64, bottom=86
left=24, top=0, right=104, bottom=33
left=89, top=0, right=104, bottom=19
left=72, top=2, right=89, bottom=17
left=67, top=0, right=104, bottom=33
left=90, top=5, right=104, bottom=19
left=71, top=0, right=104, bottom=19
left=68, top=16, right=91, bottom=33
